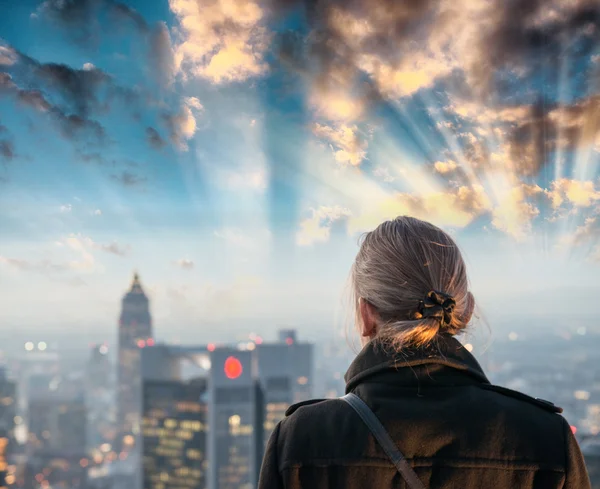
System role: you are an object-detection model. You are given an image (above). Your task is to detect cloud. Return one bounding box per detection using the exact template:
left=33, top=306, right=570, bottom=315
left=61, top=233, right=131, bottom=258
left=296, top=205, right=351, bottom=246
left=146, top=127, right=166, bottom=149
left=434, top=160, right=458, bottom=175
left=0, top=233, right=127, bottom=276
left=169, top=0, right=269, bottom=83
left=60, top=204, right=72, bottom=213
left=546, top=178, right=600, bottom=209
left=490, top=184, right=544, bottom=240
left=173, top=258, right=195, bottom=270
left=162, top=97, right=203, bottom=150
left=0, top=45, right=18, bottom=66
left=0, top=256, right=69, bottom=274
left=93, top=209, right=102, bottom=216
left=1, top=54, right=107, bottom=143
left=312, top=123, right=368, bottom=166
left=0, top=139, right=14, bottom=162
left=573, top=217, right=600, bottom=245
left=372, top=166, right=396, bottom=183
left=110, top=171, right=147, bottom=187
left=41, top=0, right=177, bottom=86
left=97, top=241, right=131, bottom=256
left=347, top=184, right=491, bottom=235
left=34, top=62, right=110, bottom=117
left=149, top=21, right=176, bottom=86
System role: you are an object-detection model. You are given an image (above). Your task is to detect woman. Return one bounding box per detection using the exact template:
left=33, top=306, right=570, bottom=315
left=258, top=216, right=590, bottom=489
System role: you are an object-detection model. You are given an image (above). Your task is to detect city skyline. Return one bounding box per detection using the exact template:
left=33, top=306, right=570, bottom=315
left=1, top=0, right=600, bottom=340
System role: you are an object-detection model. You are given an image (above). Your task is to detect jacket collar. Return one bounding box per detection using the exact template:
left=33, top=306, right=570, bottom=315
left=344, top=333, right=490, bottom=393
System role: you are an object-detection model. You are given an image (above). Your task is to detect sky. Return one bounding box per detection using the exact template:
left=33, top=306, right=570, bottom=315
left=1, top=0, right=600, bottom=345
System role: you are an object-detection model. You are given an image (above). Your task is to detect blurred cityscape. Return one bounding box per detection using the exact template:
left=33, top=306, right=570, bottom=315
left=0, top=273, right=599, bottom=489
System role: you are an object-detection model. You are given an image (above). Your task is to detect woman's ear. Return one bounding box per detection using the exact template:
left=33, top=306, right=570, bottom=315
left=462, top=291, right=475, bottom=324
left=359, top=298, right=379, bottom=339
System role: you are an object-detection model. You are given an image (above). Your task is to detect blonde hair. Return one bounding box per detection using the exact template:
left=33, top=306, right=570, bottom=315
left=351, top=216, right=475, bottom=351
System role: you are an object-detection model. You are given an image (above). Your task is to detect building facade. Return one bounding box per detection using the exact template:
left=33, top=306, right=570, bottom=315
left=117, top=273, right=153, bottom=444
left=86, top=344, right=114, bottom=451
left=142, top=378, right=208, bottom=489
left=0, top=367, right=16, bottom=488
left=208, top=349, right=263, bottom=489
left=256, top=330, right=313, bottom=446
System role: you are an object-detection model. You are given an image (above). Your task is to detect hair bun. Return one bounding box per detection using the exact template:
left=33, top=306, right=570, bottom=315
left=413, top=290, right=456, bottom=327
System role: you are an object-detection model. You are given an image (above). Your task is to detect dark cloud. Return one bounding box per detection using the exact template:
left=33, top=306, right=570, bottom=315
left=35, top=63, right=110, bottom=117
left=269, top=0, right=600, bottom=115
left=40, top=0, right=149, bottom=44
left=0, top=121, right=14, bottom=162
left=97, top=241, right=131, bottom=256
left=146, top=127, right=166, bottom=150
left=0, top=139, right=14, bottom=161
left=40, top=0, right=174, bottom=86
left=149, top=22, right=175, bottom=86
left=505, top=95, right=600, bottom=176
left=0, top=71, right=106, bottom=143
left=110, top=171, right=146, bottom=187
left=17, top=89, right=53, bottom=112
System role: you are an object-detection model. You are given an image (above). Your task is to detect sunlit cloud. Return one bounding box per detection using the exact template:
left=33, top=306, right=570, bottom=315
left=490, top=184, right=544, bottom=240
left=0, top=44, right=18, bottom=66
left=546, top=179, right=600, bottom=209
left=347, top=184, right=491, bottom=235
left=434, top=160, right=458, bottom=175
left=169, top=0, right=268, bottom=83
left=312, top=123, right=367, bottom=167
left=296, top=206, right=352, bottom=247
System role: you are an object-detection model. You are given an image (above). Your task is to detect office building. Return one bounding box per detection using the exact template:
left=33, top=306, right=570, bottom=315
left=140, top=334, right=314, bottom=489
left=0, top=367, right=16, bottom=488
left=142, top=378, right=208, bottom=489
left=255, top=330, right=313, bottom=445
left=209, top=348, right=264, bottom=489
left=582, top=438, right=600, bottom=488
left=117, top=273, right=153, bottom=444
left=21, top=452, right=88, bottom=489
left=86, top=344, right=114, bottom=450
left=27, top=383, right=86, bottom=455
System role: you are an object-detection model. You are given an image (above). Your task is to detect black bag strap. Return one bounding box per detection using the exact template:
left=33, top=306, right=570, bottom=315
left=340, top=393, right=426, bottom=489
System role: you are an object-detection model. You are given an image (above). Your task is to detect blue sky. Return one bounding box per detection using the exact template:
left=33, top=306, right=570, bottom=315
left=1, top=0, right=600, bottom=344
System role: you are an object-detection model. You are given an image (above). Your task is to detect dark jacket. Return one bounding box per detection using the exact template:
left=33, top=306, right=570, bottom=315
left=258, top=334, right=591, bottom=489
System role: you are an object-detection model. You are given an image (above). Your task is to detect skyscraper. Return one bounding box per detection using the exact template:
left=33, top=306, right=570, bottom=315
left=0, top=367, right=16, bottom=489
left=256, top=330, right=313, bottom=445
left=86, top=344, right=114, bottom=450
left=142, top=378, right=208, bottom=489
left=208, top=348, right=264, bottom=489
left=117, top=273, right=153, bottom=445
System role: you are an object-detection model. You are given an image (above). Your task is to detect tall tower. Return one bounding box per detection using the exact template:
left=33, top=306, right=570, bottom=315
left=117, top=272, right=153, bottom=446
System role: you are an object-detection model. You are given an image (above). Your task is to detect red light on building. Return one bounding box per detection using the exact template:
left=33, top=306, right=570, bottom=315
left=285, top=337, right=294, bottom=346
left=137, top=339, right=146, bottom=348
left=224, top=356, right=243, bottom=379
left=146, top=338, right=155, bottom=347
left=571, top=425, right=577, bottom=435
left=207, top=343, right=215, bottom=352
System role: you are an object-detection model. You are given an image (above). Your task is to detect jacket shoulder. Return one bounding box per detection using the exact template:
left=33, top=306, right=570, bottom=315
left=479, top=384, right=563, bottom=414
left=285, top=398, right=329, bottom=416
